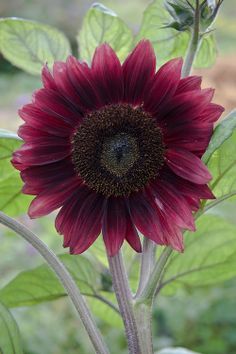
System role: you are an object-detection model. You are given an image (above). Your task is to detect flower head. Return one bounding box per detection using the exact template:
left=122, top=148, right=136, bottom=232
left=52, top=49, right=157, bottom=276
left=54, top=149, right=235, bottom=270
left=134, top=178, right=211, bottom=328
left=12, top=40, right=224, bottom=256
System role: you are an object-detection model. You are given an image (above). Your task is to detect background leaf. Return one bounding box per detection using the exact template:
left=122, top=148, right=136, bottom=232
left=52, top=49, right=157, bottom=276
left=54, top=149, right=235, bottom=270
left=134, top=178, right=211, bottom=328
left=0, top=254, right=102, bottom=308
left=203, top=110, right=236, bottom=164
left=195, top=34, right=217, bottom=68
left=159, top=215, right=236, bottom=295
left=78, top=3, right=133, bottom=62
left=207, top=118, right=236, bottom=199
left=0, top=130, right=32, bottom=216
left=0, top=302, right=23, bottom=354
left=0, top=18, right=71, bottom=75
left=137, top=0, right=217, bottom=68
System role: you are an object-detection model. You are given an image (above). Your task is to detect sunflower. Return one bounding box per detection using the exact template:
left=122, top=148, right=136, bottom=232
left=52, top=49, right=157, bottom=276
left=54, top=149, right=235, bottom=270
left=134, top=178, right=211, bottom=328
left=12, top=40, right=224, bottom=256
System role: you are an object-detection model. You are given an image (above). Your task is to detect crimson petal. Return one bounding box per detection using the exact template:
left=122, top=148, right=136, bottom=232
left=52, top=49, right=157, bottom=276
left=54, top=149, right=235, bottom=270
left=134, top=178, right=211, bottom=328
left=29, top=177, right=81, bottom=218
left=12, top=142, right=71, bottom=166
left=166, top=148, right=212, bottom=184
left=151, top=180, right=195, bottom=231
left=128, top=190, right=165, bottom=245
left=175, top=76, right=202, bottom=95
left=102, top=198, right=126, bottom=256
left=123, top=40, right=156, bottom=104
left=144, top=58, right=183, bottom=115
left=19, top=104, right=75, bottom=137
left=92, top=44, right=123, bottom=104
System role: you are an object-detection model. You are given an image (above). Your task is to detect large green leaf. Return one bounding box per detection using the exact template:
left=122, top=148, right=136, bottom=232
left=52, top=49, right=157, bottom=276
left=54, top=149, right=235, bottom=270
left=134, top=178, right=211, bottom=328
left=0, top=130, right=32, bottom=216
left=87, top=292, right=122, bottom=328
left=0, top=18, right=71, bottom=75
left=0, top=302, right=23, bottom=354
left=77, top=3, right=133, bottom=63
left=0, top=254, right=101, bottom=308
left=159, top=215, right=236, bottom=295
left=137, top=0, right=217, bottom=67
left=203, top=110, right=236, bottom=164
left=195, top=34, right=217, bottom=68
left=206, top=114, right=236, bottom=199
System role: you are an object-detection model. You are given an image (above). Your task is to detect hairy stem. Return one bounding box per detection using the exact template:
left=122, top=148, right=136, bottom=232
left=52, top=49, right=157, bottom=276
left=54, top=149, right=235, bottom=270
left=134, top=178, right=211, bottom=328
left=0, top=212, right=109, bottom=354
left=136, top=247, right=173, bottom=305
left=135, top=239, right=156, bottom=298
left=107, top=252, right=141, bottom=354
left=182, top=0, right=201, bottom=77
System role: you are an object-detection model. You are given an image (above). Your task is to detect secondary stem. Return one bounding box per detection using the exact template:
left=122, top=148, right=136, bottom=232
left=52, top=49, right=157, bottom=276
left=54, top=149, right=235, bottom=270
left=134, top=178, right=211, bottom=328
left=136, top=247, right=173, bottom=305
left=182, top=0, right=201, bottom=77
left=135, top=239, right=156, bottom=298
left=0, top=212, right=109, bottom=354
left=107, top=251, right=141, bottom=354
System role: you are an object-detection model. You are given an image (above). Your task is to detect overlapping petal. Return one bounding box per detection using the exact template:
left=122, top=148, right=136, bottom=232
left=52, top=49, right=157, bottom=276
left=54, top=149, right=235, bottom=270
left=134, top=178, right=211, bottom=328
left=123, top=40, right=156, bottom=104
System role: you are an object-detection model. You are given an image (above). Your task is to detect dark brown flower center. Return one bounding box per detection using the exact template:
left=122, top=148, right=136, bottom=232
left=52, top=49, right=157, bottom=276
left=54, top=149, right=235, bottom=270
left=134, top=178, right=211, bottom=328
left=72, top=104, right=165, bottom=196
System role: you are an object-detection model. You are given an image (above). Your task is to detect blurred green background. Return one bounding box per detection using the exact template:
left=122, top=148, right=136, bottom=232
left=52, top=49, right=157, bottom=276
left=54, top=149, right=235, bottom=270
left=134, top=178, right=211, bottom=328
left=0, top=1, right=236, bottom=353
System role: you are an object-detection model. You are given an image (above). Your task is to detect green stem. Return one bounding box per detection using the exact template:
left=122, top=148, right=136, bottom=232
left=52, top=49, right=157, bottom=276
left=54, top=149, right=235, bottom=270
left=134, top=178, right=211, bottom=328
left=182, top=0, right=201, bottom=77
left=0, top=212, right=109, bottom=354
left=135, top=239, right=156, bottom=298
left=133, top=302, right=153, bottom=354
left=107, top=252, right=141, bottom=354
left=136, top=247, right=173, bottom=305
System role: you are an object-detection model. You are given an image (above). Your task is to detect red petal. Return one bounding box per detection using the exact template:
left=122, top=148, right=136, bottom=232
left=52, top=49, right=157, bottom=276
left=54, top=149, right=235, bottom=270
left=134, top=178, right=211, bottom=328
left=56, top=186, right=103, bottom=254
left=175, top=76, right=202, bottom=95
left=21, top=158, right=76, bottom=190
left=69, top=192, right=104, bottom=254
left=144, top=58, right=183, bottom=115
left=128, top=190, right=166, bottom=245
left=28, top=177, right=81, bottom=218
left=160, top=89, right=215, bottom=125
left=33, top=88, right=81, bottom=125
left=18, top=124, right=71, bottom=144
left=102, top=198, right=126, bottom=256
left=166, top=148, right=212, bottom=184
left=52, top=61, right=87, bottom=112
left=151, top=180, right=195, bottom=231
left=199, top=103, right=225, bottom=123
left=19, top=104, right=75, bottom=137
left=66, top=56, right=101, bottom=111
left=125, top=207, right=142, bottom=253
left=92, top=43, right=123, bottom=104
left=42, top=65, right=57, bottom=90
left=12, top=142, right=71, bottom=166
left=122, top=40, right=156, bottom=104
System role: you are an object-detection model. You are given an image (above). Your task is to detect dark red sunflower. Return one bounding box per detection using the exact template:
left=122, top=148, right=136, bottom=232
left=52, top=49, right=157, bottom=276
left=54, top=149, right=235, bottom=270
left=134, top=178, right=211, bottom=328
left=12, top=40, right=224, bottom=256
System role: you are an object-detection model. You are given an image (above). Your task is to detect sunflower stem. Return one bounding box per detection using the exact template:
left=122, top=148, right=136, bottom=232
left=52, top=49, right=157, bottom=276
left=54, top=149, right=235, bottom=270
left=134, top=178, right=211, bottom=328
left=0, top=212, right=109, bottom=354
left=107, top=251, right=142, bottom=354
left=136, top=247, right=173, bottom=305
left=135, top=239, right=156, bottom=298
left=182, top=0, right=201, bottom=77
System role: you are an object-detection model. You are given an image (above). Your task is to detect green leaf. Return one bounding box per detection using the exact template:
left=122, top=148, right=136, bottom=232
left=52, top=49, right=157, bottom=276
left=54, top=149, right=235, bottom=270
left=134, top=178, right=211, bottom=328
left=0, top=302, right=23, bottom=354
left=0, top=130, right=32, bottom=216
left=0, top=18, right=71, bottom=75
left=0, top=254, right=102, bottom=308
left=159, top=215, right=236, bottom=295
left=136, top=0, right=189, bottom=65
left=206, top=114, right=236, bottom=199
left=203, top=110, right=236, bottom=164
left=195, top=34, right=217, bottom=68
left=87, top=292, right=122, bottom=328
left=78, top=3, right=133, bottom=63
left=137, top=0, right=217, bottom=67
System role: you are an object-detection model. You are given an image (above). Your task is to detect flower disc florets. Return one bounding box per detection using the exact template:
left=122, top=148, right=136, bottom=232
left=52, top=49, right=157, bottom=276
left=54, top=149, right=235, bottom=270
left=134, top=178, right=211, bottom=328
left=72, top=104, right=164, bottom=197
